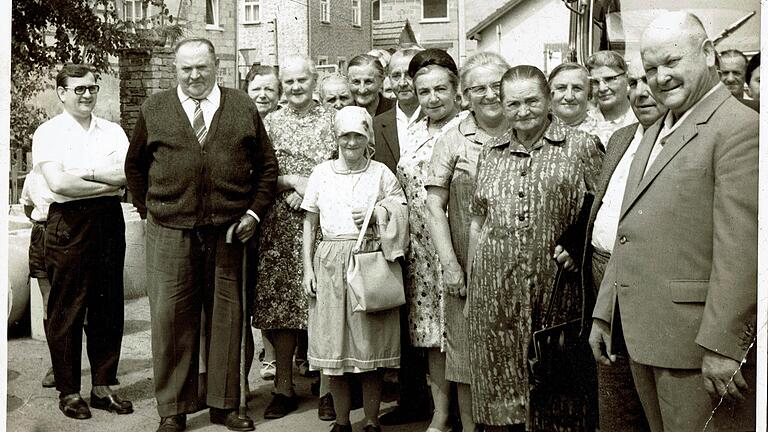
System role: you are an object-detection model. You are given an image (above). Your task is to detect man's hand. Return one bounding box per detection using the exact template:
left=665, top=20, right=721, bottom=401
left=553, top=245, right=576, bottom=271
left=589, top=319, right=616, bottom=365
left=303, top=268, right=317, bottom=297
left=235, top=214, right=258, bottom=243
left=702, top=350, right=748, bottom=402
left=443, top=264, right=465, bottom=297
left=285, top=191, right=303, bottom=211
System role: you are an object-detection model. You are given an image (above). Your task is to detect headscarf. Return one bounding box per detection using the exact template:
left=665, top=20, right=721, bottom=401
left=333, top=106, right=376, bottom=159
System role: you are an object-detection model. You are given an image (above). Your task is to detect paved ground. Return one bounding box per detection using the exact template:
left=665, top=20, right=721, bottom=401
left=6, top=297, right=430, bottom=432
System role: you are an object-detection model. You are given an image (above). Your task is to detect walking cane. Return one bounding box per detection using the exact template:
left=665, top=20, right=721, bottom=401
left=226, top=223, right=255, bottom=431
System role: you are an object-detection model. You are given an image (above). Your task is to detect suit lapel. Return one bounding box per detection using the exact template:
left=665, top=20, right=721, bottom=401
left=589, top=124, right=638, bottom=225
left=380, top=111, right=400, bottom=162
left=619, top=85, right=730, bottom=219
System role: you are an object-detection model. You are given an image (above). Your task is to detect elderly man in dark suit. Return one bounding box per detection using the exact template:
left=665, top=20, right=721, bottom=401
left=580, top=56, right=667, bottom=432
left=589, top=13, right=757, bottom=431
left=371, top=46, right=431, bottom=425
left=125, top=38, right=278, bottom=432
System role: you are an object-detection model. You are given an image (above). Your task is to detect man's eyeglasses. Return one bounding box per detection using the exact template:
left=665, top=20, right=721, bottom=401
left=465, top=81, right=501, bottom=97
left=589, top=73, right=626, bottom=87
left=64, top=85, right=100, bottom=95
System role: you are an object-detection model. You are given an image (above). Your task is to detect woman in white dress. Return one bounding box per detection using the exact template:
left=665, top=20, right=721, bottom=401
left=301, top=106, right=407, bottom=432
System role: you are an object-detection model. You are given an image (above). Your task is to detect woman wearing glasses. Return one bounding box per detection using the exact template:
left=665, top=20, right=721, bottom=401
left=424, top=51, right=509, bottom=432
left=466, top=65, right=603, bottom=431
left=584, top=51, right=637, bottom=147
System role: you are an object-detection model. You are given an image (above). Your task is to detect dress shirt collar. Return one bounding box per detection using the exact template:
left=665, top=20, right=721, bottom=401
left=395, top=102, right=421, bottom=125
left=176, top=84, right=221, bottom=106
left=588, top=104, right=634, bottom=124
left=491, top=114, right=566, bottom=151
left=664, top=82, right=723, bottom=133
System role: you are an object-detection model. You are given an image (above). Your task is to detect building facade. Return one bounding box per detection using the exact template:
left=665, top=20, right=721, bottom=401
left=238, top=0, right=372, bottom=79
left=373, top=0, right=462, bottom=60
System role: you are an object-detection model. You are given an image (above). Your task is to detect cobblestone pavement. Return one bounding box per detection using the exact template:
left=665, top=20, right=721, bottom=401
left=6, top=297, right=429, bottom=432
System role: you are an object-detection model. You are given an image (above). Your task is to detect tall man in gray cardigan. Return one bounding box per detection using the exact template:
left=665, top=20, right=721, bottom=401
left=125, top=38, right=278, bottom=432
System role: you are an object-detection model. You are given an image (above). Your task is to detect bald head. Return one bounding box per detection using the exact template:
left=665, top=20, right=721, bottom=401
left=640, top=12, right=719, bottom=116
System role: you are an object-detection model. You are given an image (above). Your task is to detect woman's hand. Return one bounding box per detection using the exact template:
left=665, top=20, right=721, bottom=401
left=443, top=264, right=465, bottom=297
left=285, top=191, right=303, bottom=210
left=351, top=206, right=375, bottom=227
left=553, top=245, right=576, bottom=271
left=303, top=268, right=317, bottom=298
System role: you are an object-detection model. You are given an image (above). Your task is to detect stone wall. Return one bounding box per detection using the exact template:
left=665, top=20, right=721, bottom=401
left=118, top=47, right=176, bottom=136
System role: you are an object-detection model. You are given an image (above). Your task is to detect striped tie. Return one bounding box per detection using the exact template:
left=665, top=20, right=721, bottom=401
left=193, top=99, right=207, bottom=147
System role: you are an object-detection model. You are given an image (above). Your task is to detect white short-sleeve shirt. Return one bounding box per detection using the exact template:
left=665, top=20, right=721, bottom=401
left=32, top=112, right=129, bottom=203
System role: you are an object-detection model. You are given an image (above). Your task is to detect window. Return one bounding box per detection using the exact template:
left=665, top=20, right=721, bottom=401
left=244, top=0, right=260, bottom=23
left=351, top=0, right=361, bottom=26
left=206, top=0, right=220, bottom=27
left=372, top=0, right=380, bottom=21
left=320, top=0, right=330, bottom=23
left=422, top=0, right=448, bottom=21
left=317, top=56, right=329, bottom=66
left=124, top=0, right=143, bottom=22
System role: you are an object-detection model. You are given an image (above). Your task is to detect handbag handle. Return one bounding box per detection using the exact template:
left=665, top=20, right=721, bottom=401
left=353, top=166, right=383, bottom=254
left=542, top=264, right=566, bottom=327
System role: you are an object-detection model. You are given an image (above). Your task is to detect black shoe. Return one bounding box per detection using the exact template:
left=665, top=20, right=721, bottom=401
left=210, top=408, right=255, bottom=431
left=42, top=367, right=56, bottom=388
left=318, top=393, right=336, bottom=421
left=263, top=392, right=298, bottom=419
left=59, top=393, right=91, bottom=420
left=362, top=425, right=382, bottom=432
left=330, top=423, right=352, bottom=432
left=157, top=414, right=186, bottom=432
left=90, top=391, right=133, bottom=414
left=379, top=404, right=432, bottom=425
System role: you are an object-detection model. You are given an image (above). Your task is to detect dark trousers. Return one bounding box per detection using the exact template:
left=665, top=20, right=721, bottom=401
left=45, top=196, right=125, bottom=396
left=396, top=298, right=430, bottom=408
left=146, top=218, right=245, bottom=417
left=591, top=247, right=650, bottom=432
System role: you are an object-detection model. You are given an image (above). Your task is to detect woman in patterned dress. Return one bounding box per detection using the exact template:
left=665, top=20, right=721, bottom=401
left=301, top=106, right=405, bottom=432
left=252, top=54, right=337, bottom=418
left=398, top=48, right=466, bottom=432
left=424, top=52, right=510, bottom=432
left=466, top=65, right=603, bottom=431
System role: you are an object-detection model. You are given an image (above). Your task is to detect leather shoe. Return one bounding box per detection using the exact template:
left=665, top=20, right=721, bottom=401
left=331, top=423, right=352, bottom=432
left=362, top=425, right=382, bottom=432
left=90, top=391, right=133, bottom=414
left=157, top=414, right=186, bottom=432
left=263, top=392, right=298, bottom=419
left=59, top=393, right=91, bottom=420
left=210, top=408, right=255, bottom=431
left=379, top=405, right=432, bottom=425
left=42, top=367, right=56, bottom=388
left=318, top=393, right=336, bottom=421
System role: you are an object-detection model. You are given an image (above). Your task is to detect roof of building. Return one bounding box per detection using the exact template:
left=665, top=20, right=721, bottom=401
left=466, top=0, right=526, bottom=39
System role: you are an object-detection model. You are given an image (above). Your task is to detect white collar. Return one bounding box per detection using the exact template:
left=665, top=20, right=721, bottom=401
left=176, top=84, right=221, bottom=105
left=60, top=110, right=102, bottom=133
left=396, top=102, right=420, bottom=123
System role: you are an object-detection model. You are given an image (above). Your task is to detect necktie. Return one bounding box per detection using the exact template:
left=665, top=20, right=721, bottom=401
left=193, top=99, right=207, bottom=147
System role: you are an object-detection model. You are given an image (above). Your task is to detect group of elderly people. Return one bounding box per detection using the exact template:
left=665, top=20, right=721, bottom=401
left=233, top=11, right=759, bottom=431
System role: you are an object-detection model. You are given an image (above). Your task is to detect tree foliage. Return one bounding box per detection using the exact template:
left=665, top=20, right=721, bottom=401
left=11, top=0, right=140, bottom=168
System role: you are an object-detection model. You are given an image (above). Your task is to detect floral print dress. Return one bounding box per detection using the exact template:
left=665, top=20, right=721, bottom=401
left=468, top=116, right=603, bottom=429
left=396, top=112, right=466, bottom=348
left=252, top=103, right=336, bottom=330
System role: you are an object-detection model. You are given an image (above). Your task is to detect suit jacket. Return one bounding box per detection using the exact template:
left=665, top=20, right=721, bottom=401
left=372, top=104, right=424, bottom=173
left=579, top=123, right=639, bottom=326
left=592, top=85, right=758, bottom=369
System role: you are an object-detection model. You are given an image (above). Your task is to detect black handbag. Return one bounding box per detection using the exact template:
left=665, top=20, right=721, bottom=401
left=528, top=266, right=595, bottom=397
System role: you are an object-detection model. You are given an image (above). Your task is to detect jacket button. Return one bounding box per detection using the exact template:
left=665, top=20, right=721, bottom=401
left=619, top=235, right=627, bottom=244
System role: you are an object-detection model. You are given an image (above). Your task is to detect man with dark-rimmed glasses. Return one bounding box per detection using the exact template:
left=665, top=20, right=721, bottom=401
left=32, top=63, right=133, bottom=420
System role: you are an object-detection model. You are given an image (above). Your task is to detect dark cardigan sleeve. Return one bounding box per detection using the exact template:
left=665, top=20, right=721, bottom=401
left=125, top=109, right=150, bottom=219
left=248, top=109, right=278, bottom=219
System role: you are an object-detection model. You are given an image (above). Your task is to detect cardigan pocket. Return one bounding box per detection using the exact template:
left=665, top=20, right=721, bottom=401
left=669, top=280, right=709, bottom=303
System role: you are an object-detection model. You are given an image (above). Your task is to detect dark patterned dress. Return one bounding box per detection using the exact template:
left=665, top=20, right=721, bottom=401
left=252, top=102, right=336, bottom=330
left=468, top=115, right=603, bottom=428
left=424, top=113, right=491, bottom=384
left=397, top=113, right=466, bottom=348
